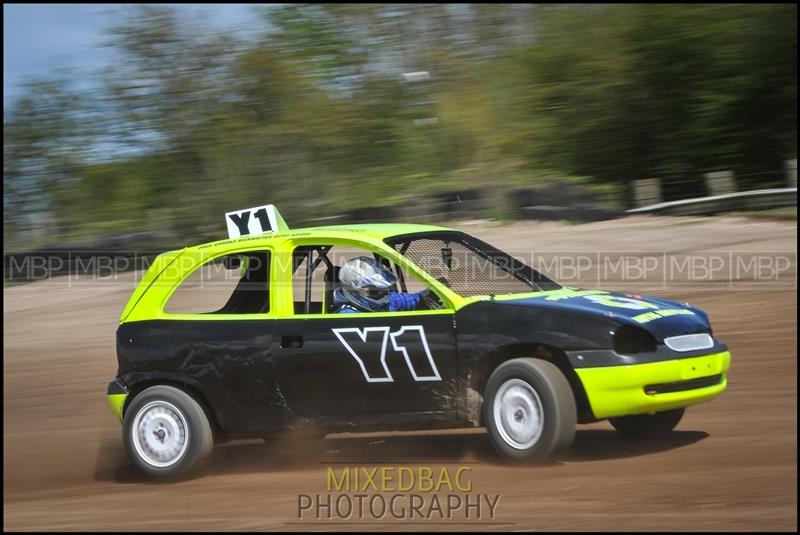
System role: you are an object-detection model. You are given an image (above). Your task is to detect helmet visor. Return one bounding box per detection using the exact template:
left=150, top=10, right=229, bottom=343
left=340, top=256, right=397, bottom=290
left=365, top=287, right=388, bottom=300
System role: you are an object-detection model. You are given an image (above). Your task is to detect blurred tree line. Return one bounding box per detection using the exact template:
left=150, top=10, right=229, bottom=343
left=3, top=4, right=796, bottom=249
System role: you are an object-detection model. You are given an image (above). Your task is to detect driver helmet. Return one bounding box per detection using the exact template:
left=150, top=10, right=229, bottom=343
left=334, top=256, right=397, bottom=312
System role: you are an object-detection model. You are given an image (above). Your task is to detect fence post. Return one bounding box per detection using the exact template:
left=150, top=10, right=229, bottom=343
left=786, top=159, right=797, bottom=188
left=703, top=171, right=737, bottom=196
left=633, top=178, right=662, bottom=208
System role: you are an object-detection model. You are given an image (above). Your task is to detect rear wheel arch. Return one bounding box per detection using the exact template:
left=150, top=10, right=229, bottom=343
left=123, top=378, right=224, bottom=436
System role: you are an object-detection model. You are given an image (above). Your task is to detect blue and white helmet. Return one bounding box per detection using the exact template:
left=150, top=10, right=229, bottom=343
left=335, top=256, right=397, bottom=312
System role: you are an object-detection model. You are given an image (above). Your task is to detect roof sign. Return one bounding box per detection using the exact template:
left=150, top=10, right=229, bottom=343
left=225, top=204, right=289, bottom=238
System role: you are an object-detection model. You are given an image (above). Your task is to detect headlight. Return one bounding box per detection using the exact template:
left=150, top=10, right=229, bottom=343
left=613, top=325, right=656, bottom=354
left=664, top=333, right=714, bottom=352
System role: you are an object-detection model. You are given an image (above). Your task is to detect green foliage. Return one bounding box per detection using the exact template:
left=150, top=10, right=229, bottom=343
left=3, top=4, right=796, bottom=250
left=504, top=4, right=797, bottom=186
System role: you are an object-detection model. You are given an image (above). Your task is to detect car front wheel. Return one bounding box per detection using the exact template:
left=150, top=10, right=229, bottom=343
left=123, top=385, right=213, bottom=478
left=484, top=358, right=577, bottom=463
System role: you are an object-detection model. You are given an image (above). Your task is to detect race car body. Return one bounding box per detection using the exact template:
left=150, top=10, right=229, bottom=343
left=454, top=289, right=730, bottom=421
left=108, top=206, right=731, bottom=476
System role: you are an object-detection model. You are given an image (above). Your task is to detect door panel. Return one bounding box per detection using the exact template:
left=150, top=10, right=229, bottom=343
left=272, top=313, right=457, bottom=422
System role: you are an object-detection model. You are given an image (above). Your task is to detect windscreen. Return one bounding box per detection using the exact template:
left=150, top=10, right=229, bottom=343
left=385, top=231, right=560, bottom=297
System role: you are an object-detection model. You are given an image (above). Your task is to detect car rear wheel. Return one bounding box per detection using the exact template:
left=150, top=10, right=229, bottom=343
left=484, top=358, right=576, bottom=463
left=123, top=385, right=213, bottom=478
left=609, top=408, right=685, bottom=439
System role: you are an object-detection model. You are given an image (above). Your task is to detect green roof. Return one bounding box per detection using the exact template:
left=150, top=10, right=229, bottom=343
left=296, top=223, right=453, bottom=238
left=189, top=222, right=454, bottom=251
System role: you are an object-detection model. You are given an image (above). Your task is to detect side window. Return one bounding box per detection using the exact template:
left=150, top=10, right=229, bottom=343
left=392, top=238, right=536, bottom=296
left=292, top=246, right=373, bottom=315
left=165, top=251, right=271, bottom=314
left=291, top=244, right=443, bottom=315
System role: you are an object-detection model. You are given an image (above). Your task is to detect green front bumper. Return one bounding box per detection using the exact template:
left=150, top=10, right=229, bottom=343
left=575, top=351, right=731, bottom=419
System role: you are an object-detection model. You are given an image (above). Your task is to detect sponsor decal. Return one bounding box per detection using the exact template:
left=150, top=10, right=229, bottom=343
left=632, top=308, right=696, bottom=324
left=581, top=294, right=660, bottom=310
left=332, top=325, right=442, bottom=383
left=541, top=290, right=699, bottom=322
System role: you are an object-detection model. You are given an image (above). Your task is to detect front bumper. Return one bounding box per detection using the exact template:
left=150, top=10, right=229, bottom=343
left=107, top=378, right=129, bottom=423
left=575, top=351, right=731, bottom=419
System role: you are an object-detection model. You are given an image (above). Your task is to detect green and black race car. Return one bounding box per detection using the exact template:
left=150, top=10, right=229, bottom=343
left=108, top=205, right=731, bottom=477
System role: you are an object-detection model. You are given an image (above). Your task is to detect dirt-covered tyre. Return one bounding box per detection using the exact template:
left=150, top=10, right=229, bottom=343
left=609, top=408, right=684, bottom=439
left=123, top=385, right=213, bottom=478
left=484, top=358, right=577, bottom=463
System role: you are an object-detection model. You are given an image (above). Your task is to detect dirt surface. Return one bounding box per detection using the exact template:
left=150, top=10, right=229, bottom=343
left=4, top=215, right=797, bottom=531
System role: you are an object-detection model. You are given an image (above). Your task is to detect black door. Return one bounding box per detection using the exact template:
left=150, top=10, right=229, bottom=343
left=272, top=312, right=458, bottom=426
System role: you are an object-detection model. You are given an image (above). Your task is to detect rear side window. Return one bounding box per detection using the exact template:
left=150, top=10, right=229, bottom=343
left=165, top=251, right=271, bottom=314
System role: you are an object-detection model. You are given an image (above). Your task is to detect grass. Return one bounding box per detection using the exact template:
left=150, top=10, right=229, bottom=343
left=740, top=206, right=797, bottom=221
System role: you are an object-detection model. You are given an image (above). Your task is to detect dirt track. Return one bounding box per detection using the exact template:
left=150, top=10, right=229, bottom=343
left=3, top=215, right=797, bottom=531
